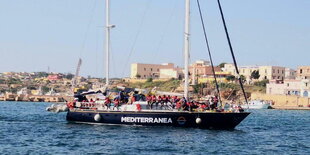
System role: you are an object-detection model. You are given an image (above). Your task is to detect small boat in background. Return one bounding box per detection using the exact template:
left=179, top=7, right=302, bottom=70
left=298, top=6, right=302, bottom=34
left=241, top=100, right=271, bottom=109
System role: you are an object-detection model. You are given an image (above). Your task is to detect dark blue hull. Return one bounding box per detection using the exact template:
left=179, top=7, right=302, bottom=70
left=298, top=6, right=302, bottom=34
left=67, top=110, right=250, bottom=129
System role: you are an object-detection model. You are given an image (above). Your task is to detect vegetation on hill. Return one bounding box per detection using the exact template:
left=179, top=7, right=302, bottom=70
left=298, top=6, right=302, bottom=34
left=127, top=78, right=181, bottom=92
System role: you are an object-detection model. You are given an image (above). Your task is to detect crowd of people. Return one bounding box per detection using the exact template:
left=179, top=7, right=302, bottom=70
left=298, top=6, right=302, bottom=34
left=144, top=95, right=220, bottom=111
left=74, top=91, right=222, bottom=112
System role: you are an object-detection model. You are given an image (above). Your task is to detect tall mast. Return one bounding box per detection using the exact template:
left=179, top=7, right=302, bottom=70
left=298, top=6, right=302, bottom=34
left=184, top=0, right=190, bottom=99
left=105, top=0, right=111, bottom=86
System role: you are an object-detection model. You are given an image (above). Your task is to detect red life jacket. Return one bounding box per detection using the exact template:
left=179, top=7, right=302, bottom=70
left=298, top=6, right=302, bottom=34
left=151, top=96, right=156, bottom=101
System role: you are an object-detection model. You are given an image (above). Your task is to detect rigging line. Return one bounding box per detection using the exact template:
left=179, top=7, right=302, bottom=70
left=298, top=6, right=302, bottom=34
left=79, top=0, right=98, bottom=58
left=196, top=0, right=222, bottom=105
left=121, top=0, right=153, bottom=77
left=217, top=0, right=248, bottom=104
left=152, top=0, right=178, bottom=61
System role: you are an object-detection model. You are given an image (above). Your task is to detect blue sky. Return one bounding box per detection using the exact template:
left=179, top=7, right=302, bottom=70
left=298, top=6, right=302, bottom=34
left=0, top=0, right=309, bottom=78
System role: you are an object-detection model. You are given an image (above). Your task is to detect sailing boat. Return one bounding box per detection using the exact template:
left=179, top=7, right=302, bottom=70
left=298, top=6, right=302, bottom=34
left=65, top=0, right=250, bottom=129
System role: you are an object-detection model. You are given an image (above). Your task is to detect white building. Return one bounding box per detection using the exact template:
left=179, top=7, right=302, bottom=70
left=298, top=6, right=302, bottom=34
left=267, top=79, right=310, bottom=97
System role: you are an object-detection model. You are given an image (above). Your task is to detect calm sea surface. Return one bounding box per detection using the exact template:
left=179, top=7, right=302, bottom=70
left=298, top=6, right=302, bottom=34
left=0, top=101, right=309, bottom=155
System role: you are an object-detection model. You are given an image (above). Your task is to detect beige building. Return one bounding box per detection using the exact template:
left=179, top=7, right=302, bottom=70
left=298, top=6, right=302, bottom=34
left=130, top=63, right=175, bottom=79
left=222, top=63, right=237, bottom=75
left=223, top=64, right=286, bottom=81
left=239, top=66, right=259, bottom=82
left=159, top=68, right=184, bottom=79
left=258, top=66, right=285, bottom=81
left=267, top=79, right=310, bottom=97
left=223, top=64, right=260, bottom=82
left=285, top=68, right=296, bottom=79
left=296, top=66, right=310, bottom=80
left=189, top=60, right=220, bottom=77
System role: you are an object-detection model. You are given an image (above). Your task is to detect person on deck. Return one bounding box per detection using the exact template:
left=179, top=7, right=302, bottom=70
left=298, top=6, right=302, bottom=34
left=157, top=96, right=162, bottom=109
left=213, top=96, right=219, bottom=109
left=146, top=95, right=152, bottom=109
left=151, top=95, right=157, bottom=109
left=162, top=95, right=167, bottom=108
left=113, top=98, right=120, bottom=110
left=104, top=97, right=111, bottom=110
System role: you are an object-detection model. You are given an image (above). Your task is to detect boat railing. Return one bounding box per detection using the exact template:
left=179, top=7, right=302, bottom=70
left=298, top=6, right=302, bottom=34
left=70, top=101, right=244, bottom=113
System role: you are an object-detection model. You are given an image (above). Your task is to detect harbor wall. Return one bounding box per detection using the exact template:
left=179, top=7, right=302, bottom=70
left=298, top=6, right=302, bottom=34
left=0, top=94, right=65, bottom=102
left=251, top=93, right=310, bottom=110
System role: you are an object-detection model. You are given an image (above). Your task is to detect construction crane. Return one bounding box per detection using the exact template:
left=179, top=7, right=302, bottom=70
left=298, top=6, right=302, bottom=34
left=72, top=58, right=82, bottom=93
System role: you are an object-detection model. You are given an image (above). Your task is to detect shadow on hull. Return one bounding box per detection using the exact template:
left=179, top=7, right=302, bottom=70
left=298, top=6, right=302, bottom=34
left=67, top=110, right=250, bottom=130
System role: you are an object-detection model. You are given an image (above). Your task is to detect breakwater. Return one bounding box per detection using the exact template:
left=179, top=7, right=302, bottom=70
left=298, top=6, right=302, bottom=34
left=0, top=94, right=70, bottom=102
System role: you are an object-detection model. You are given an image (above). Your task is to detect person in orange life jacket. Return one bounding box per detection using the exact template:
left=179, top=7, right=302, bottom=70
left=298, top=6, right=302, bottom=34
left=200, top=102, right=207, bottom=110
left=162, top=95, right=167, bottom=107
left=151, top=95, right=157, bottom=109
left=157, top=96, right=162, bottom=109
left=131, top=94, right=136, bottom=103
left=186, top=101, right=193, bottom=111
left=105, top=97, right=111, bottom=109
left=113, top=97, right=120, bottom=110
left=176, top=100, right=182, bottom=110
left=173, top=96, right=180, bottom=109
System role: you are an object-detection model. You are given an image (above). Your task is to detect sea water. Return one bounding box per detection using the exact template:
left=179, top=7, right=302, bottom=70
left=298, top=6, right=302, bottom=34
left=0, top=101, right=309, bottom=154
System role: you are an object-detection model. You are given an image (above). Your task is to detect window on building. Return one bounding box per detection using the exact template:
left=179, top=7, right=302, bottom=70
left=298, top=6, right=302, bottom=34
left=300, top=69, right=303, bottom=74
left=282, top=70, right=284, bottom=74
left=264, top=76, right=267, bottom=79
left=287, top=83, right=289, bottom=87
left=273, top=69, right=275, bottom=73
left=151, top=68, right=153, bottom=71
left=265, top=69, right=267, bottom=74
left=306, top=83, right=308, bottom=87
left=278, top=70, right=279, bottom=73
left=144, top=68, right=146, bottom=71
left=157, top=69, right=159, bottom=72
